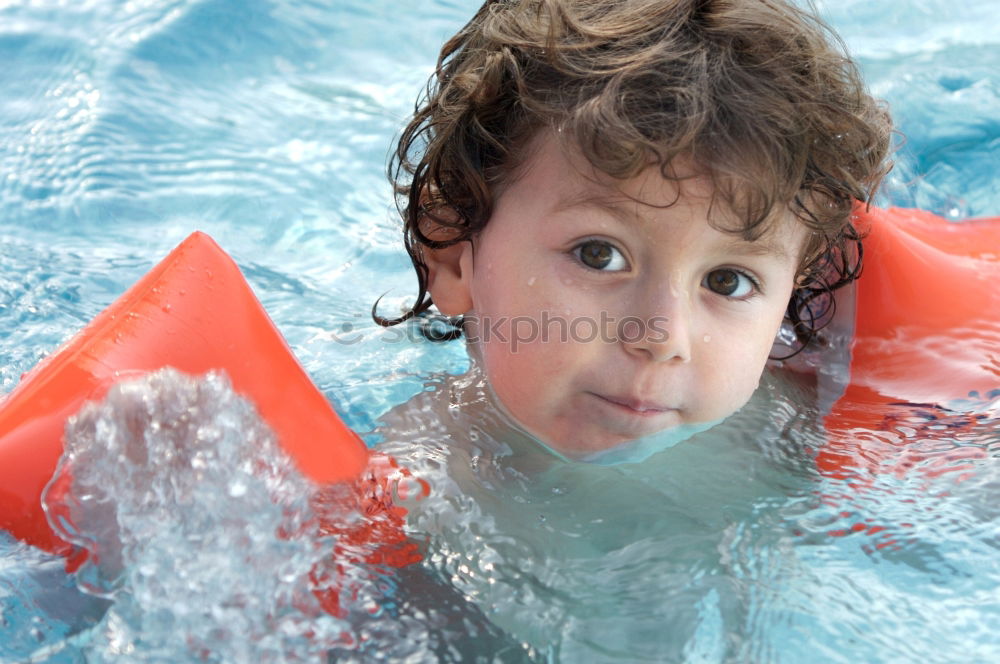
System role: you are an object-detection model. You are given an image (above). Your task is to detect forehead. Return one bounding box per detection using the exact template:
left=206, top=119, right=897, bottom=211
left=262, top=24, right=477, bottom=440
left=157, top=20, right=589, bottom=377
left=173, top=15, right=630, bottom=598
left=515, top=131, right=809, bottom=261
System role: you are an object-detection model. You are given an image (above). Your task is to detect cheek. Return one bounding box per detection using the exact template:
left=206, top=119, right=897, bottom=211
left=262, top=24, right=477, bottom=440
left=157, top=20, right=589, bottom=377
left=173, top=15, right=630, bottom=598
left=479, top=337, right=552, bottom=427
left=481, top=326, right=568, bottom=388
left=703, top=312, right=783, bottom=408
left=478, top=328, right=586, bottom=425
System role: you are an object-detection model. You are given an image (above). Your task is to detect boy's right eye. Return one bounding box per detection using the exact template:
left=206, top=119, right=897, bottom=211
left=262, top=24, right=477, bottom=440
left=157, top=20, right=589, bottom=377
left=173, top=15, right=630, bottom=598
left=572, top=240, right=629, bottom=271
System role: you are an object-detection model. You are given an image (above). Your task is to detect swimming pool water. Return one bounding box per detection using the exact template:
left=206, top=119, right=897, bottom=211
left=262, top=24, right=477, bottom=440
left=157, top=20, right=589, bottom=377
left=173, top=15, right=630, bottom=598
left=1, top=0, right=998, bottom=662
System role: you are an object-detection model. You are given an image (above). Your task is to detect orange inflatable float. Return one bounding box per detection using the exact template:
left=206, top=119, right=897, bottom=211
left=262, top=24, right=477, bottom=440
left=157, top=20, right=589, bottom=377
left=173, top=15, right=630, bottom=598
left=0, top=232, right=370, bottom=557
left=821, top=205, right=1000, bottom=479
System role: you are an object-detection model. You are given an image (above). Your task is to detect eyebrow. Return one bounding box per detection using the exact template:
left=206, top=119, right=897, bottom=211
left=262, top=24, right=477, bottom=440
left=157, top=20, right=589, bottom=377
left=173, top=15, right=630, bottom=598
left=719, top=237, right=793, bottom=262
left=553, top=190, right=654, bottom=226
left=555, top=191, right=797, bottom=263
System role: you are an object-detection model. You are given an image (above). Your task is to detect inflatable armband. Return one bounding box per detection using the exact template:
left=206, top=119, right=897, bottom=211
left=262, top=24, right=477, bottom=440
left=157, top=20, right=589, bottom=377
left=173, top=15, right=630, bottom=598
left=0, top=232, right=370, bottom=556
left=821, top=205, right=1000, bottom=478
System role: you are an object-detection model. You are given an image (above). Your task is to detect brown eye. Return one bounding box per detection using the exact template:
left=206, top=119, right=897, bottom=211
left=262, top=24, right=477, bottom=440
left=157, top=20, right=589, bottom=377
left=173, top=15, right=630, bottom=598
left=704, top=268, right=755, bottom=298
left=573, top=240, right=628, bottom=271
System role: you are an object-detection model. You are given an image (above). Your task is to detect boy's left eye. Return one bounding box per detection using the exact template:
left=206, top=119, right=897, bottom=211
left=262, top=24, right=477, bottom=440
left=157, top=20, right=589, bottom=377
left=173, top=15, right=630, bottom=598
left=572, top=240, right=629, bottom=271
left=703, top=268, right=757, bottom=298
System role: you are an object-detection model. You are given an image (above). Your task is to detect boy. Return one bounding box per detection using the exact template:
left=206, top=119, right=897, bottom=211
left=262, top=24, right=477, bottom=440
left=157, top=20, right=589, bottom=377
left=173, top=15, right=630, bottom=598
left=377, top=0, right=891, bottom=461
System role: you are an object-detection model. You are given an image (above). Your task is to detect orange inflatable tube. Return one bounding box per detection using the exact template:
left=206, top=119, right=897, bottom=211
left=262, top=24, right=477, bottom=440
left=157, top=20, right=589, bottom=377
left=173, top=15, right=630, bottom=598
left=0, top=232, right=370, bottom=557
left=821, top=205, right=1000, bottom=478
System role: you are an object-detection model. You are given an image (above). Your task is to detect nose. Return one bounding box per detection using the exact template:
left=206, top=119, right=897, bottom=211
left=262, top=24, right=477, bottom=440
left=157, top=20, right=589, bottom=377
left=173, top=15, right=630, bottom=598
left=620, top=290, right=693, bottom=363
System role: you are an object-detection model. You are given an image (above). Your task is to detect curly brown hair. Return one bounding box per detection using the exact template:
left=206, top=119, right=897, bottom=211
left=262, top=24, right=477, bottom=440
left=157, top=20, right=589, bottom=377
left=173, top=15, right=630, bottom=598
left=380, top=0, right=892, bottom=349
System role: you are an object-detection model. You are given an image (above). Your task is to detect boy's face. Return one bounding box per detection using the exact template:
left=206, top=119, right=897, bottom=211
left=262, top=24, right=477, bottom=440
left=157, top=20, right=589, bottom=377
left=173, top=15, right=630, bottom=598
left=426, top=132, right=808, bottom=458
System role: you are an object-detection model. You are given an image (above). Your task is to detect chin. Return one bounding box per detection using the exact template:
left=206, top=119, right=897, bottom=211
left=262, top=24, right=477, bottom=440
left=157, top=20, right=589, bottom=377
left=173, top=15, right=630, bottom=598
left=537, top=429, right=638, bottom=460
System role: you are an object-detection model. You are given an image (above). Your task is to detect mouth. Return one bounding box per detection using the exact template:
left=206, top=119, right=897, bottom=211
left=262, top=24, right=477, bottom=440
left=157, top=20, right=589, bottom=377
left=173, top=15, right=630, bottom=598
left=589, top=392, right=677, bottom=417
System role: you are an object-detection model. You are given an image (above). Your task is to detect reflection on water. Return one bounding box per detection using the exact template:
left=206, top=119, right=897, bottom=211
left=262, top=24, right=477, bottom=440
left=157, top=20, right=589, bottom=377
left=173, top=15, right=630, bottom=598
left=377, top=366, right=1000, bottom=662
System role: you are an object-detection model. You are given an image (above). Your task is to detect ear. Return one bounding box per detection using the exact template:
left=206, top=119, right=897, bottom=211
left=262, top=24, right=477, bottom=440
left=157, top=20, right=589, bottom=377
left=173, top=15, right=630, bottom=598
left=424, top=241, right=474, bottom=316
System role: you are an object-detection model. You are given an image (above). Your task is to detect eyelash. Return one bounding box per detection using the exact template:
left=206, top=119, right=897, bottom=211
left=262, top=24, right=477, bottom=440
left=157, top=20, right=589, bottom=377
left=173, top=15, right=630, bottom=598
left=705, top=267, right=762, bottom=300
left=570, top=238, right=630, bottom=272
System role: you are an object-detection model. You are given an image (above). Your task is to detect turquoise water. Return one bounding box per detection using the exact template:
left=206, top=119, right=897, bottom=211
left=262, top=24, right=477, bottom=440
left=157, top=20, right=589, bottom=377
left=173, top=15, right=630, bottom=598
left=1, top=0, right=998, bottom=662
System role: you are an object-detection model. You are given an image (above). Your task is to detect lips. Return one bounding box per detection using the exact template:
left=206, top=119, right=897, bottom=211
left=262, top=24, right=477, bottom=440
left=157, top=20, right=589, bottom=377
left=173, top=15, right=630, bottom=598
left=590, top=392, right=676, bottom=416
